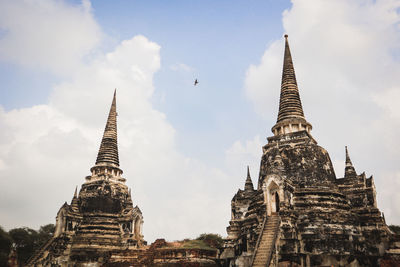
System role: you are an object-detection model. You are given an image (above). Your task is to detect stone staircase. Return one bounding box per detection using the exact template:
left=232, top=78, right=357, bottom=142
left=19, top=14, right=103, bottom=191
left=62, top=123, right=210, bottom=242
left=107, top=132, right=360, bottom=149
left=251, top=214, right=280, bottom=267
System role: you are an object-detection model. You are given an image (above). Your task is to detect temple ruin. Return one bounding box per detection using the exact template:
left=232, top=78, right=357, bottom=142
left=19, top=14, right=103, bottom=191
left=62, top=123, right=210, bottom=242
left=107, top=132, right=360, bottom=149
left=27, top=91, right=219, bottom=267
left=219, top=35, right=400, bottom=267
left=28, top=91, right=146, bottom=266
left=27, top=36, right=400, bottom=267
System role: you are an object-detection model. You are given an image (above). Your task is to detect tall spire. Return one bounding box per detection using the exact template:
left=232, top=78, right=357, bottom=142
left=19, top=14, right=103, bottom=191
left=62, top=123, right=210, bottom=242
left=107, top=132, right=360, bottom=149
left=272, top=35, right=312, bottom=136
left=71, top=186, right=79, bottom=211
left=90, top=90, right=123, bottom=178
left=277, top=34, right=304, bottom=122
left=244, top=166, right=254, bottom=191
left=95, top=90, right=119, bottom=167
left=344, top=146, right=357, bottom=178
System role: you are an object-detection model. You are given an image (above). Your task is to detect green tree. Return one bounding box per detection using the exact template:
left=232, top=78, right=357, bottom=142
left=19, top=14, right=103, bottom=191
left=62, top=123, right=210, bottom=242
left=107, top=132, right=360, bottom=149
left=196, top=233, right=224, bottom=249
left=0, top=226, right=12, bottom=266
left=9, top=227, right=40, bottom=265
left=37, top=224, right=55, bottom=245
left=0, top=224, right=55, bottom=266
left=8, top=224, right=55, bottom=266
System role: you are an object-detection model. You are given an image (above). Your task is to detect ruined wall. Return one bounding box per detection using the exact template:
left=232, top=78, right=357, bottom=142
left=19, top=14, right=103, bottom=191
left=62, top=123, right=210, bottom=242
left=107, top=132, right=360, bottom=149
left=105, top=239, right=219, bottom=267
left=221, top=130, right=394, bottom=267
left=259, top=131, right=336, bottom=189
left=28, top=172, right=145, bottom=266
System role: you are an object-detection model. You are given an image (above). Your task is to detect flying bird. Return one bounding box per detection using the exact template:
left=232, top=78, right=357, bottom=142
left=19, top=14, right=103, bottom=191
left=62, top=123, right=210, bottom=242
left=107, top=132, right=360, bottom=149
left=194, top=79, right=198, bottom=86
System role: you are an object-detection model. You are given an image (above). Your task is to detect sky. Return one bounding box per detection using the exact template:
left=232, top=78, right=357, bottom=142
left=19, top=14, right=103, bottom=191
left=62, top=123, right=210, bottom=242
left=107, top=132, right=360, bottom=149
left=0, top=0, right=399, bottom=243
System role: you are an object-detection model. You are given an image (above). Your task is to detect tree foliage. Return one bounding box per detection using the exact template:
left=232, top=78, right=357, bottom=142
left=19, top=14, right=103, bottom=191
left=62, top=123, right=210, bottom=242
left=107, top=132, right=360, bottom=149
left=196, top=233, right=224, bottom=249
left=0, top=226, right=12, bottom=266
left=38, top=224, right=55, bottom=246
left=9, top=227, right=40, bottom=265
left=0, top=224, right=55, bottom=266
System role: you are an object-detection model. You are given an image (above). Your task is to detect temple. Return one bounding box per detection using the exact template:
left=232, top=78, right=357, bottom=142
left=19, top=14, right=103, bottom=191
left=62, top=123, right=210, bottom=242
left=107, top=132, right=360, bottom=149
left=27, top=36, right=400, bottom=267
left=28, top=91, right=146, bottom=266
left=28, top=91, right=219, bottom=267
left=220, top=35, right=400, bottom=267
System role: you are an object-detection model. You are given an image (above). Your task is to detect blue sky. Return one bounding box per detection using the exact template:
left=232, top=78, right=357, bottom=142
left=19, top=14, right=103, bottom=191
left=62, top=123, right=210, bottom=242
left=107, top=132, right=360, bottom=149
left=98, top=0, right=289, bottom=165
left=0, top=0, right=290, bottom=164
left=0, top=0, right=399, bottom=243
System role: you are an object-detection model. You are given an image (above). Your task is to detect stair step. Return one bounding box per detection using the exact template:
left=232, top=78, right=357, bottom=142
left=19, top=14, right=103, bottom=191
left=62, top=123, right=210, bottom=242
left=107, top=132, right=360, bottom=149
left=251, top=216, right=279, bottom=267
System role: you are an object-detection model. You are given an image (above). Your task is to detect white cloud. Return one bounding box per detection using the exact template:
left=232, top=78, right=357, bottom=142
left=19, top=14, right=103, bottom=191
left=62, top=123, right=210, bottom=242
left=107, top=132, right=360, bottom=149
left=0, top=0, right=236, bottom=241
left=378, top=171, right=400, bottom=222
left=225, top=135, right=263, bottom=188
left=245, top=0, right=400, bottom=225
left=0, top=32, right=236, bottom=242
left=373, top=88, right=400, bottom=119
left=3, top=0, right=399, bottom=248
left=0, top=0, right=101, bottom=75
left=245, top=41, right=282, bottom=119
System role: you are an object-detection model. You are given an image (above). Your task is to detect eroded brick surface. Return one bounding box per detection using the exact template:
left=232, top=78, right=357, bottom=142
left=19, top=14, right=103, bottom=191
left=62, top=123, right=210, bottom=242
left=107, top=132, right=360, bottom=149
left=220, top=37, right=400, bottom=267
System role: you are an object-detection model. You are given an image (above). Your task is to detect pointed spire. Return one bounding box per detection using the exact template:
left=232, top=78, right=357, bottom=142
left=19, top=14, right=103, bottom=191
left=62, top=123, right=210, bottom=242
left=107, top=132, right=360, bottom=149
left=244, top=166, right=254, bottom=191
left=90, top=90, right=124, bottom=179
left=95, top=90, right=119, bottom=167
left=71, top=186, right=79, bottom=211
left=345, top=146, right=353, bottom=166
left=272, top=35, right=312, bottom=136
left=344, top=146, right=357, bottom=178
left=277, top=34, right=305, bottom=122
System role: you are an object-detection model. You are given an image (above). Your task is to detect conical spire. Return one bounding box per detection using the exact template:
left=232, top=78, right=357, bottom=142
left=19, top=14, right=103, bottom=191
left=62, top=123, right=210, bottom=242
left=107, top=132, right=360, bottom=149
left=277, top=34, right=305, bottom=122
left=71, top=186, right=79, bottom=211
left=90, top=90, right=124, bottom=179
left=95, top=90, right=119, bottom=167
left=244, top=166, right=254, bottom=191
left=272, top=35, right=312, bottom=136
left=345, top=146, right=353, bottom=166
left=344, top=146, right=357, bottom=178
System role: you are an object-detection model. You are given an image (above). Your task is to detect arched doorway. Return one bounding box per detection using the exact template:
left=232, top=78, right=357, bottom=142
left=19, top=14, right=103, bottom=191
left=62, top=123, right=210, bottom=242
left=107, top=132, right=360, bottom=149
left=264, top=177, right=283, bottom=216
left=274, top=192, right=280, bottom=212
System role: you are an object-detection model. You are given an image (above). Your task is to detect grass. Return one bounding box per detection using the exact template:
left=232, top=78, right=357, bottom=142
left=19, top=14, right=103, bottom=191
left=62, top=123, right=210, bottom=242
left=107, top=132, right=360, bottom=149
left=179, top=239, right=216, bottom=250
